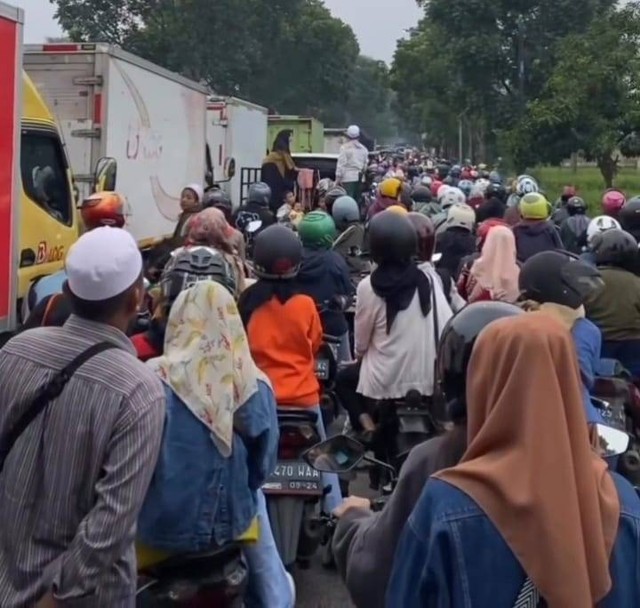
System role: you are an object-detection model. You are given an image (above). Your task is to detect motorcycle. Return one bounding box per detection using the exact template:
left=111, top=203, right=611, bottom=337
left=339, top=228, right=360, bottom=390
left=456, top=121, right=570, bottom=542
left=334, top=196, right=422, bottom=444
left=136, top=543, right=248, bottom=607
left=316, top=334, right=341, bottom=426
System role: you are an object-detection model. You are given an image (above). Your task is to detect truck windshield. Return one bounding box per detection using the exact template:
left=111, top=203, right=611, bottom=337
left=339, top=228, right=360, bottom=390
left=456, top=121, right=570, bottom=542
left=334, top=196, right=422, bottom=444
left=20, top=129, right=73, bottom=226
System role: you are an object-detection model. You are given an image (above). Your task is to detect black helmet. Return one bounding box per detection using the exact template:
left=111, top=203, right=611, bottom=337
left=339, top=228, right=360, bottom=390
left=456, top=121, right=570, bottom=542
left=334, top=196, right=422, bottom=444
left=161, top=246, right=236, bottom=301
left=591, top=228, right=638, bottom=267
left=247, top=182, right=272, bottom=207
left=252, top=225, right=302, bottom=279
left=486, top=182, right=507, bottom=202
left=620, top=196, right=640, bottom=232
left=566, top=196, right=587, bottom=216
left=519, top=251, right=603, bottom=310
left=324, top=186, right=347, bottom=214
left=437, top=302, right=524, bottom=419
left=437, top=163, right=450, bottom=179
left=411, top=186, right=432, bottom=204
left=369, top=210, right=417, bottom=265
left=203, top=188, right=232, bottom=211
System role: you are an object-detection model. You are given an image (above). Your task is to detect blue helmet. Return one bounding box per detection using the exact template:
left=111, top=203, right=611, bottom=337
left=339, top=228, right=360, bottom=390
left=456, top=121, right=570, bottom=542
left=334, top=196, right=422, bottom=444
left=458, top=179, right=474, bottom=198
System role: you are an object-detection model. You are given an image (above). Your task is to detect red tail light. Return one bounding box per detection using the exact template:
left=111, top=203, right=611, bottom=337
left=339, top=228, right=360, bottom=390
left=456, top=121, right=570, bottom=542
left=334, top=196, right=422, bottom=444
left=278, top=425, right=320, bottom=460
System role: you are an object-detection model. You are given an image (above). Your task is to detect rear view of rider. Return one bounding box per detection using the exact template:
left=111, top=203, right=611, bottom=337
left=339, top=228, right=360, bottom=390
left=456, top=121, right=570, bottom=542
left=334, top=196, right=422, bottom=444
left=602, top=189, right=626, bottom=219
left=581, top=215, right=622, bottom=266
left=410, top=185, right=440, bottom=218
left=512, top=192, right=564, bottom=262
left=585, top=229, right=640, bottom=378
left=24, top=191, right=128, bottom=328
left=434, top=203, right=476, bottom=282
left=332, top=196, right=369, bottom=275
left=238, top=226, right=343, bottom=513
left=233, top=182, right=275, bottom=235
left=335, top=210, right=453, bottom=434
left=559, top=196, right=590, bottom=254
left=201, top=188, right=246, bottom=259
left=366, top=178, right=402, bottom=220
left=296, top=211, right=355, bottom=361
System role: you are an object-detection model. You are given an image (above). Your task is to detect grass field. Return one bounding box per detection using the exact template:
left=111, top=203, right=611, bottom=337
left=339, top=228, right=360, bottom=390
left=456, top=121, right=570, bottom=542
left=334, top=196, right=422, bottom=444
left=529, top=166, right=640, bottom=214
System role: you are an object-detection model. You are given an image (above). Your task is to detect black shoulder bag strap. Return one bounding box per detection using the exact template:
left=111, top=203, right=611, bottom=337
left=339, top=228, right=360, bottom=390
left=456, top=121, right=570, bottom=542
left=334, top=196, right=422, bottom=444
left=0, top=341, right=118, bottom=475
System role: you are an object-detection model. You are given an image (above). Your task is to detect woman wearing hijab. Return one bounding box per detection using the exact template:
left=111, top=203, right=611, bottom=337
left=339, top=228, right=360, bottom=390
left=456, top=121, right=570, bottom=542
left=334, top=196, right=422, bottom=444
left=138, top=281, right=294, bottom=607
left=335, top=211, right=453, bottom=435
left=458, top=225, right=520, bottom=303
left=186, top=207, right=247, bottom=297
left=387, top=313, right=640, bottom=607
left=261, top=130, right=298, bottom=214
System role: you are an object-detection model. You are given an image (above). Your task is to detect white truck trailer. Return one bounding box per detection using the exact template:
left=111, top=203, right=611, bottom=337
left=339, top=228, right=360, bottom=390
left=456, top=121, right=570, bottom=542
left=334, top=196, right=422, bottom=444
left=24, top=43, right=209, bottom=247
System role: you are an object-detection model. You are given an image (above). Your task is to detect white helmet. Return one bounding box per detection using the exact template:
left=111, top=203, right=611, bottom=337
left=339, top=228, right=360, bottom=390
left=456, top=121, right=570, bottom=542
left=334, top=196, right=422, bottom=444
left=440, top=186, right=466, bottom=209
left=474, top=178, right=491, bottom=195
left=516, top=174, right=539, bottom=196
left=587, top=215, right=622, bottom=246
left=420, top=175, right=432, bottom=187
left=436, top=184, right=451, bottom=203
left=445, top=203, right=476, bottom=232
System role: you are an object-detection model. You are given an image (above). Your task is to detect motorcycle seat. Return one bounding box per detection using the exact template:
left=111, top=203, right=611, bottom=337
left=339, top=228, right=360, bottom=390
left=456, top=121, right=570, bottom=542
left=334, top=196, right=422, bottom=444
left=142, top=543, right=242, bottom=579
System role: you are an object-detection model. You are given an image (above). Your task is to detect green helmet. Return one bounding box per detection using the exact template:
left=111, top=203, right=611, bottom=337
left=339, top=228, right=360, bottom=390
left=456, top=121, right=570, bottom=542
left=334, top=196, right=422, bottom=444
left=298, top=211, right=337, bottom=249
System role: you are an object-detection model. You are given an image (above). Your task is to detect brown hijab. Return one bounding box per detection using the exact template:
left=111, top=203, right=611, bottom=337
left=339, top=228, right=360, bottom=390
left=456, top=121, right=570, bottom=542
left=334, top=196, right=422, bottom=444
left=434, top=312, right=619, bottom=606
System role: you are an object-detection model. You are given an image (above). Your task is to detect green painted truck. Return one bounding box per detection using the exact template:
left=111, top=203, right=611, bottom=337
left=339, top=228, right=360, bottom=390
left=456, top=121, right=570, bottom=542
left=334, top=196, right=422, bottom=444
left=267, top=115, right=324, bottom=153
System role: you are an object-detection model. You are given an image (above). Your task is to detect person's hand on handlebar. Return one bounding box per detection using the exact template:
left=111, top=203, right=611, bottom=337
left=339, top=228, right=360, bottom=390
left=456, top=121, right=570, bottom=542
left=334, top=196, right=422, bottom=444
left=333, top=495, right=372, bottom=518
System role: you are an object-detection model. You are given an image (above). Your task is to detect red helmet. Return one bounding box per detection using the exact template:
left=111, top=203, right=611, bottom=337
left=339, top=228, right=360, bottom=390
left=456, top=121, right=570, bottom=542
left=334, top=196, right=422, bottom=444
left=477, top=218, right=508, bottom=250
left=602, top=189, right=626, bottom=217
left=430, top=179, right=443, bottom=198
left=80, top=191, right=128, bottom=229
left=407, top=212, right=436, bottom=262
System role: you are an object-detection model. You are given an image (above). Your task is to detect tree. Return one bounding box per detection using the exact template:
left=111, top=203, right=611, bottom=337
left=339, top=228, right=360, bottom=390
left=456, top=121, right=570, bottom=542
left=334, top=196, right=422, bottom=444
left=505, top=4, right=640, bottom=186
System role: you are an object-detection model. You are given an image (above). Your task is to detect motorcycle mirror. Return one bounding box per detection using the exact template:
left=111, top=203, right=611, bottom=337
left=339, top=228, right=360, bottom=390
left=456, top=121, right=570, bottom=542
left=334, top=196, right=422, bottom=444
left=247, top=220, right=263, bottom=234
left=595, top=424, right=630, bottom=457
left=303, top=435, right=366, bottom=474
left=432, top=252, right=443, bottom=263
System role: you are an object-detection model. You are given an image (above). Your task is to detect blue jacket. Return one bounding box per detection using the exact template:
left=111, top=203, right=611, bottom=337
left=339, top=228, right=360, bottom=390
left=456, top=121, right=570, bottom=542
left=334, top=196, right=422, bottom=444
left=572, top=317, right=605, bottom=424
left=512, top=220, right=564, bottom=262
left=138, top=380, right=278, bottom=552
left=387, top=475, right=640, bottom=608
left=295, top=248, right=355, bottom=336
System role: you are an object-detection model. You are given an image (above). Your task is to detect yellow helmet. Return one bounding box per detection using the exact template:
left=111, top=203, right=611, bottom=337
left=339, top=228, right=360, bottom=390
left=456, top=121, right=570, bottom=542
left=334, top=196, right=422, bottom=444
left=387, top=205, right=409, bottom=216
left=519, top=192, right=550, bottom=220
left=379, top=178, right=402, bottom=199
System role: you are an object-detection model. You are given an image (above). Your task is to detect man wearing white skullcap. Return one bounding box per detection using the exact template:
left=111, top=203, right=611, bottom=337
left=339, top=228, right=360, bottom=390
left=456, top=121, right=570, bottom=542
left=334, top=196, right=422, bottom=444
left=336, top=125, right=369, bottom=202
left=0, top=226, right=165, bottom=606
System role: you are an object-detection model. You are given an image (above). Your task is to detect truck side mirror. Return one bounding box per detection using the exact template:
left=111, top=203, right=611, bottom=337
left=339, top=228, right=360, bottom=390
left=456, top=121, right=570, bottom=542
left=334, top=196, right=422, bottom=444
left=224, top=157, right=236, bottom=180
left=94, top=157, right=118, bottom=192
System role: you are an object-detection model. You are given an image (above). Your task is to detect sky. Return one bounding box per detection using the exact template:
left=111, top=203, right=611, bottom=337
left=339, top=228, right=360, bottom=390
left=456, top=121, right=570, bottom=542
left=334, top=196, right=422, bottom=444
left=14, top=0, right=422, bottom=63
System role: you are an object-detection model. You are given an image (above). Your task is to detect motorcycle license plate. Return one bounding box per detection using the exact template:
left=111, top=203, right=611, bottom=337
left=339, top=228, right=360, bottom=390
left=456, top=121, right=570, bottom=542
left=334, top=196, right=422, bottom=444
left=262, top=461, right=323, bottom=496
left=315, top=359, right=330, bottom=380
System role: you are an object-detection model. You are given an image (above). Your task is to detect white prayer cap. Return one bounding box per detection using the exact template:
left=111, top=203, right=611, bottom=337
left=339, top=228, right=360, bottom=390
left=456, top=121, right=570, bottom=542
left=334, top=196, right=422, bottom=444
left=346, top=125, right=360, bottom=139
left=183, top=183, right=204, bottom=201
left=66, top=227, right=143, bottom=301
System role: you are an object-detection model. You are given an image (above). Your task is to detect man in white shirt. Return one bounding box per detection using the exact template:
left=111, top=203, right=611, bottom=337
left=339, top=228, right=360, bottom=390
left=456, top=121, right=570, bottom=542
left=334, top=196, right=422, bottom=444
left=336, top=125, right=369, bottom=201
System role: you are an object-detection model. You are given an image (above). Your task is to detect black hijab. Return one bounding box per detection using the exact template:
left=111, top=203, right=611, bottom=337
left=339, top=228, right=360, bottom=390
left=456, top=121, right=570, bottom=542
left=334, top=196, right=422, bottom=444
left=370, top=261, right=432, bottom=333
left=238, top=279, right=300, bottom=328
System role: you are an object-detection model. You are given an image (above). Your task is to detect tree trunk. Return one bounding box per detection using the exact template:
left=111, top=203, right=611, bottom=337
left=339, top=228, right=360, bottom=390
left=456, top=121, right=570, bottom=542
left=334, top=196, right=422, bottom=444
left=597, top=155, right=617, bottom=189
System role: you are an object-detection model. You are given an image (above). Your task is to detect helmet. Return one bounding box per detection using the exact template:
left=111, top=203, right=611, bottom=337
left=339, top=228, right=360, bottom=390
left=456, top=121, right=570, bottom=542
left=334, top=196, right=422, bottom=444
left=437, top=302, right=524, bottom=416
left=591, top=228, right=638, bottom=267
left=324, top=186, right=347, bottom=213
left=161, top=246, right=236, bottom=301
left=411, top=186, right=432, bottom=204
left=379, top=178, right=402, bottom=199
left=407, top=212, right=435, bottom=262
left=519, top=251, right=603, bottom=310
left=474, top=178, right=491, bottom=195
left=387, top=205, right=409, bottom=216
left=369, top=210, right=417, bottom=265
left=440, top=187, right=466, bottom=209
left=298, top=210, right=337, bottom=249
left=79, top=191, right=127, bottom=229
left=317, top=178, right=334, bottom=197
left=566, top=196, right=587, bottom=215
left=620, top=196, right=640, bottom=232
left=445, top=203, right=476, bottom=232
left=450, top=165, right=462, bottom=178
left=203, top=188, right=232, bottom=211
left=252, top=225, right=302, bottom=279
left=458, top=179, right=474, bottom=197
left=437, top=164, right=450, bottom=179
left=420, top=175, right=433, bottom=188
left=515, top=175, right=539, bottom=196
left=489, top=170, right=502, bottom=184
left=467, top=184, right=486, bottom=210
left=430, top=179, right=444, bottom=198
left=477, top=218, right=507, bottom=250
left=400, top=183, right=413, bottom=210
left=519, top=192, right=550, bottom=220
left=332, top=196, right=360, bottom=229
left=586, top=215, right=622, bottom=246
left=486, top=182, right=507, bottom=202
left=436, top=184, right=451, bottom=203
left=247, top=182, right=272, bottom=207
left=603, top=189, right=626, bottom=216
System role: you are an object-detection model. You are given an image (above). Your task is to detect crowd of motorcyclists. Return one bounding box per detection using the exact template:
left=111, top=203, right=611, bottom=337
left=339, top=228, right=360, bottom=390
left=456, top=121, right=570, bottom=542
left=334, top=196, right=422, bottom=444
left=2, top=126, right=640, bottom=607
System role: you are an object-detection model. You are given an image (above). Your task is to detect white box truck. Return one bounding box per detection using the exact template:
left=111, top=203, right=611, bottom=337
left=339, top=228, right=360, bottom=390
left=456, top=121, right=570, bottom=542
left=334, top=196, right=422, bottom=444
left=23, top=43, right=208, bottom=247
left=207, top=96, right=268, bottom=207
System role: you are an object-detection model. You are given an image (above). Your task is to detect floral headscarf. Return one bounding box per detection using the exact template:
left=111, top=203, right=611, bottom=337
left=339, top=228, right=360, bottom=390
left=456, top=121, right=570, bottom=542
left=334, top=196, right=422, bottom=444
left=186, top=207, right=235, bottom=254
left=148, top=281, right=261, bottom=457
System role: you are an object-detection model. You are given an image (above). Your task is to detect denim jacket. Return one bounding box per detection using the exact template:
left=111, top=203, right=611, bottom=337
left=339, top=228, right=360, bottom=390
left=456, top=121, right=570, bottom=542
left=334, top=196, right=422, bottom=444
left=138, top=380, right=278, bottom=552
left=387, top=475, right=640, bottom=607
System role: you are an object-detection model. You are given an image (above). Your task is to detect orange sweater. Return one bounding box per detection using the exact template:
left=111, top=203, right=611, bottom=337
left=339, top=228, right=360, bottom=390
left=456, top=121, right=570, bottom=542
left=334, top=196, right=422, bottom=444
left=247, top=294, right=322, bottom=407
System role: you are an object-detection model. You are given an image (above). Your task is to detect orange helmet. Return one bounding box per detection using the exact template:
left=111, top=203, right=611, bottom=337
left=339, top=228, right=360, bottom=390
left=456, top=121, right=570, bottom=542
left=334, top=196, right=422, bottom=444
left=80, top=191, right=128, bottom=229
left=386, top=204, right=409, bottom=216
